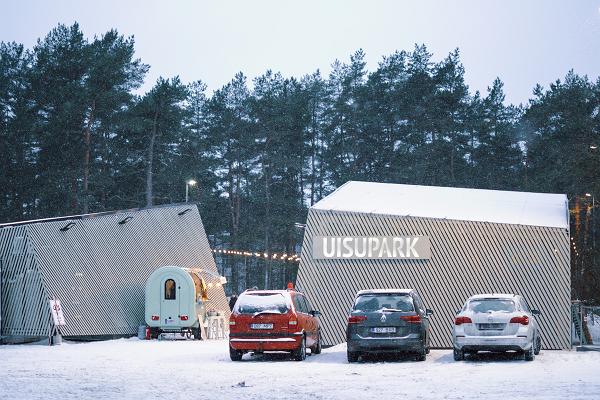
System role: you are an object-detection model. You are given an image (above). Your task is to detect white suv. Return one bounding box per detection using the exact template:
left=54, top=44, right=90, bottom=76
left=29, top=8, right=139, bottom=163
left=452, top=294, right=541, bottom=361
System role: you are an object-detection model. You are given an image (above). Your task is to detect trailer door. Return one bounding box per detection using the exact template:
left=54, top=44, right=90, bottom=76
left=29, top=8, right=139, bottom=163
left=160, top=278, right=180, bottom=327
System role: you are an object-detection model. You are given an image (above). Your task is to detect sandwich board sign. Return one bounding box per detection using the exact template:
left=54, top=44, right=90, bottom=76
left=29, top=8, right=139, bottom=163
left=49, top=298, right=66, bottom=326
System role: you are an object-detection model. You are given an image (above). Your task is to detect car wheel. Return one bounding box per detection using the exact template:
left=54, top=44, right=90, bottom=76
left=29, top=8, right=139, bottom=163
left=194, top=326, right=203, bottom=340
left=311, top=332, right=322, bottom=355
left=524, top=345, right=535, bottom=361
left=347, top=350, right=359, bottom=363
left=416, top=348, right=426, bottom=361
left=453, top=348, right=464, bottom=361
left=229, top=345, right=243, bottom=361
left=534, top=336, right=541, bottom=355
left=294, top=336, right=307, bottom=361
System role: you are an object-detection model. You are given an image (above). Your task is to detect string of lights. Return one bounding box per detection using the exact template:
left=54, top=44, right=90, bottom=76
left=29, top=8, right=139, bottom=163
left=212, top=248, right=301, bottom=263
left=570, top=237, right=580, bottom=258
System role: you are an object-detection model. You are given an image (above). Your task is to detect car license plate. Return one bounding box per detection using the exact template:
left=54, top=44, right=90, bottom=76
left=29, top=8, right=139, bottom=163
left=370, top=327, right=396, bottom=333
left=251, top=323, right=273, bottom=329
left=478, top=323, right=505, bottom=330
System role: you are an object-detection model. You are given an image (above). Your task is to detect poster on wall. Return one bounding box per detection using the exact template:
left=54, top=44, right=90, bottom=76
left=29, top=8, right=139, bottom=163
left=49, top=298, right=66, bottom=326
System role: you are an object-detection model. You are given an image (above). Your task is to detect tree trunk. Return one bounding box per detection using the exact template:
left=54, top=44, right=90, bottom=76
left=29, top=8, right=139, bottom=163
left=82, top=100, right=96, bottom=214
left=145, top=109, right=159, bottom=207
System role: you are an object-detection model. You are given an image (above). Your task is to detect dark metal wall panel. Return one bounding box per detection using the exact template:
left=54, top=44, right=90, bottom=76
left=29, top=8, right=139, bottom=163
left=0, top=226, right=49, bottom=337
left=0, top=204, right=229, bottom=338
left=296, top=209, right=571, bottom=349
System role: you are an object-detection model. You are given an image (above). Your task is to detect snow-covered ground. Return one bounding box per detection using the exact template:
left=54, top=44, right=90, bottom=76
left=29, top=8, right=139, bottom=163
left=1, top=339, right=599, bottom=399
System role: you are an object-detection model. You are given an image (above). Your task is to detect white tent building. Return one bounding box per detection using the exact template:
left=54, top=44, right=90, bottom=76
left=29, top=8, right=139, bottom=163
left=296, top=181, right=571, bottom=349
left=0, top=204, right=229, bottom=343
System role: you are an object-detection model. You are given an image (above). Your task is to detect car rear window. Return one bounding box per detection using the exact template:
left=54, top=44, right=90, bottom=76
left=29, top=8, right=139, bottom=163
left=353, top=294, right=414, bottom=312
left=235, top=293, right=289, bottom=314
left=469, top=299, right=515, bottom=313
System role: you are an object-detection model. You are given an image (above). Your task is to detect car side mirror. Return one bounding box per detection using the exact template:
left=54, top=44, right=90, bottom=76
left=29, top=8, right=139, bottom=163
left=531, top=309, right=541, bottom=316
left=426, top=309, right=434, bottom=316
left=310, top=310, right=322, bottom=317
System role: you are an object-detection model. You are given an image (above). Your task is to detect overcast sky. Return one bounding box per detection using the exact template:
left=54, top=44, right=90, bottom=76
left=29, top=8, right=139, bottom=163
left=2, top=0, right=600, bottom=105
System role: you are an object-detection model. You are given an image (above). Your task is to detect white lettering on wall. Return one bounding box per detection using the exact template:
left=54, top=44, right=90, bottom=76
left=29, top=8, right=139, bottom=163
left=313, top=236, right=431, bottom=260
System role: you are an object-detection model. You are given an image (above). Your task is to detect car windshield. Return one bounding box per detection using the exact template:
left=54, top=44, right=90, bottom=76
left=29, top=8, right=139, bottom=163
left=469, top=299, right=515, bottom=313
left=235, top=293, right=289, bottom=314
left=354, top=294, right=414, bottom=312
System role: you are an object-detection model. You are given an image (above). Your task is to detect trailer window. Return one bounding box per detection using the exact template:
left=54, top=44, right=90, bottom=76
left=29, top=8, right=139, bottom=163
left=165, top=279, right=176, bottom=300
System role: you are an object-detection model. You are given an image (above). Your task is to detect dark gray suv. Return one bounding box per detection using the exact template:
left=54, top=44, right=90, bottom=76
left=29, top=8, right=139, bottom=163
left=346, top=289, right=433, bottom=362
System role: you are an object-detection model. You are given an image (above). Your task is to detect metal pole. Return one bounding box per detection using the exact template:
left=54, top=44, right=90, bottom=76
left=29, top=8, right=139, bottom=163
left=185, top=183, right=189, bottom=203
left=593, top=195, right=596, bottom=255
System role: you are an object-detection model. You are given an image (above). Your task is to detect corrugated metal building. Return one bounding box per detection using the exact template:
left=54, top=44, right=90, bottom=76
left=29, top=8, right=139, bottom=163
left=0, top=204, right=229, bottom=342
left=296, top=181, right=571, bottom=349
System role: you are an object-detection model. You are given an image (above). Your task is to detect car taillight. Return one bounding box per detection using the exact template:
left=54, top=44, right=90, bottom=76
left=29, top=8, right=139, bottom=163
left=455, top=316, right=472, bottom=325
left=401, top=315, right=421, bottom=323
left=510, top=316, right=529, bottom=325
left=229, top=320, right=236, bottom=326
left=289, top=318, right=298, bottom=326
left=180, top=315, right=188, bottom=321
left=348, top=315, right=367, bottom=324
left=151, top=315, right=159, bottom=321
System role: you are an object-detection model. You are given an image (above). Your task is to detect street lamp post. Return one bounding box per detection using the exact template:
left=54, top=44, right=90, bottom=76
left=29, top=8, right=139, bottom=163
left=585, top=193, right=596, bottom=286
left=186, top=179, right=197, bottom=202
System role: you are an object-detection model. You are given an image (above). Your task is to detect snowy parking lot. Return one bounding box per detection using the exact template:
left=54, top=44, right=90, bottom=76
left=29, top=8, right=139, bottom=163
left=1, top=338, right=599, bottom=400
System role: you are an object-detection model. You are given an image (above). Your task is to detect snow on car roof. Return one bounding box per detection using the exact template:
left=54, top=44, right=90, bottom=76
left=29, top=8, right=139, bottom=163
left=468, top=293, right=518, bottom=300
left=312, top=181, right=569, bottom=229
left=357, top=289, right=414, bottom=296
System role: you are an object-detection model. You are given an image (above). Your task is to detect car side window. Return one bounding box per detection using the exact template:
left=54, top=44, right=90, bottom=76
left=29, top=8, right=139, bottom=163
left=293, top=295, right=308, bottom=314
left=520, top=298, right=531, bottom=313
left=299, top=295, right=310, bottom=314
left=413, top=294, right=424, bottom=314
left=303, top=296, right=313, bottom=313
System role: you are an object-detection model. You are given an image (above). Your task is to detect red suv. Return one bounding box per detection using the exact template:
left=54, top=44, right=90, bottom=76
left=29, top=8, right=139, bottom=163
left=228, top=285, right=322, bottom=361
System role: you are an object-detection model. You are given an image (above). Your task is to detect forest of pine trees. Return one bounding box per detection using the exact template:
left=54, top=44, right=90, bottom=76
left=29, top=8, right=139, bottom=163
left=1, top=24, right=599, bottom=301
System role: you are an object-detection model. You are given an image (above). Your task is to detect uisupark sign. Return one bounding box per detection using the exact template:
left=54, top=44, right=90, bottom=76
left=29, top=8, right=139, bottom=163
left=312, top=236, right=431, bottom=260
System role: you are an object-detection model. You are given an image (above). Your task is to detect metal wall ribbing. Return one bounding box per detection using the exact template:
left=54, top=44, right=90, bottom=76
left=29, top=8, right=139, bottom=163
left=0, top=204, right=230, bottom=339
left=296, top=209, right=571, bottom=349
left=0, top=226, right=49, bottom=337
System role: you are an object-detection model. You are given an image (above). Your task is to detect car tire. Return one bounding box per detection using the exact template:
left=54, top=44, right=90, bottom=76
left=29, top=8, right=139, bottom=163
left=293, top=336, right=307, bottom=361
left=416, top=348, right=426, bottom=361
left=194, top=326, right=203, bottom=340
left=534, top=336, right=541, bottom=355
left=524, top=345, right=535, bottom=361
left=229, top=345, right=243, bottom=362
left=453, top=348, right=464, bottom=361
left=347, top=350, right=359, bottom=363
left=311, top=332, right=322, bottom=355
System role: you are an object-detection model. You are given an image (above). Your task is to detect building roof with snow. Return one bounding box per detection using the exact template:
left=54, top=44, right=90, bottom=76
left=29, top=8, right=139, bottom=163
left=312, top=181, right=569, bottom=229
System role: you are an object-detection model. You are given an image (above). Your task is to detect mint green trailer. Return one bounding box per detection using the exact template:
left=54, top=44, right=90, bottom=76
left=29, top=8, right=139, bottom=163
left=145, top=266, right=221, bottom=338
